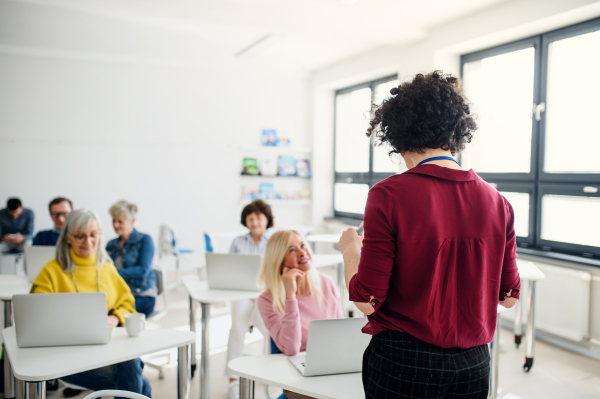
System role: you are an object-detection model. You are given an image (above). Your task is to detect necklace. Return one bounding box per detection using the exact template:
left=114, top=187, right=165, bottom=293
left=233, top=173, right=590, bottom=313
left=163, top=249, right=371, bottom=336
left=71, top=269, right=101, bottom=293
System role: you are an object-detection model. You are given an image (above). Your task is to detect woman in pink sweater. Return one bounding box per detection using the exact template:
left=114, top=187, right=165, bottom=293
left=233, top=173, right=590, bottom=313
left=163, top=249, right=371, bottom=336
left=257, top=230, right=343, bottom=357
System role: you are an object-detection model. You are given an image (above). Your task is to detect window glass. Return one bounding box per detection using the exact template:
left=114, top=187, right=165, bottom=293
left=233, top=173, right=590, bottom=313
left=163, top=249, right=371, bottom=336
left=461, top=48, right=535, bottom=173
left=499, top=191, right=530, bottom=238
left=334, top=183, right=369, bottom=214
left=335, top=88, right=371, bottom=173
left=541, top=194, right=600, bottom=248
left=544, top=30, right=600, bottom=174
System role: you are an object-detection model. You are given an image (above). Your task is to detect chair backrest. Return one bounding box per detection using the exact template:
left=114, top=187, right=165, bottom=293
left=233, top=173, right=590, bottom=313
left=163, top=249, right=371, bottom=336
left=153, top=265, right=164, bottom=296
left=204, top=233, right=214, bottom=253
left=83, top=390, right=150, bottom=399
left=157, top=225, right=176, bottom=258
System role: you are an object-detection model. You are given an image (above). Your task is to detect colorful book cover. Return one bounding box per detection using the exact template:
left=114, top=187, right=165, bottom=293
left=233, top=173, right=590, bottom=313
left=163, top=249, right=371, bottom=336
left=262, top=129, right=278, bottom=146
left=278, top=155, right=296, bottom=176
left=296, top=159, right=311, bottom=178
left=242, top=158, right=259, bottom=175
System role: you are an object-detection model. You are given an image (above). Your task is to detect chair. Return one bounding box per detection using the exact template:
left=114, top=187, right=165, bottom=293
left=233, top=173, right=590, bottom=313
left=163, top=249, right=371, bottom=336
left=142, top=265, right=170, bottom=378
left=157, top=225, right=194, bottom=289
left=83, top=390, right=150, bottom=399
left=204, top=233, right=214, bottom=253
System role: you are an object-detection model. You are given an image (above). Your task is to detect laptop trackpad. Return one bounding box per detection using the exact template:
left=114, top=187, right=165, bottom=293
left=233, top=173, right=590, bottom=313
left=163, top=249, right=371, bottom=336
left=288, top=352, right=307, bottom=375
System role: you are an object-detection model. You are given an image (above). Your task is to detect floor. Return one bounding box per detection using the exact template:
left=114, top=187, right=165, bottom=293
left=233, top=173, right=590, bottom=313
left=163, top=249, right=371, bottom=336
left=45, top=270, right=600, bottom=399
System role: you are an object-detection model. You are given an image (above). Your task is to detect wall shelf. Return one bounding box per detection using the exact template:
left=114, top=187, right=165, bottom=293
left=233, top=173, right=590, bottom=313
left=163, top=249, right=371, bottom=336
left=240, top=174, right=311, bottom=179
left=240, top=146, right=312, bottom=155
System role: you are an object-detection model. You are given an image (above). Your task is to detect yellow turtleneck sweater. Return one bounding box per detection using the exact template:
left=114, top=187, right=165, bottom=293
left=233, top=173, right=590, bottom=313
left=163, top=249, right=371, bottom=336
left=31, top=248, right=136, bottom=325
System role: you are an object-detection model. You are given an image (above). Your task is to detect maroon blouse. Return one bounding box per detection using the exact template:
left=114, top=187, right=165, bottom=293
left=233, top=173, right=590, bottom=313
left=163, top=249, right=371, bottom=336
left=349, top=164, right=521, bottom=349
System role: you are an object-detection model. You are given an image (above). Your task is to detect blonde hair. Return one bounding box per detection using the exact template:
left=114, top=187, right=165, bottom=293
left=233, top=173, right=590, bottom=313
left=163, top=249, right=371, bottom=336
left=257, top=230, right=323, bottom=316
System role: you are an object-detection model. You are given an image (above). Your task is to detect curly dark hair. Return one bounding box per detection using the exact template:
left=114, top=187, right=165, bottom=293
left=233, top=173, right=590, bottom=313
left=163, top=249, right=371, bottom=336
left=241, top=199, right=274, bottom=229
left=367, top=71, right=477, bottom=156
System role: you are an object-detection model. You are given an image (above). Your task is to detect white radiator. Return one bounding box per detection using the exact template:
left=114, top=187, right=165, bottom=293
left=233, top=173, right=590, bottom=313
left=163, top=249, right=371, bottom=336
left=503, top=263, right=591, bottom=341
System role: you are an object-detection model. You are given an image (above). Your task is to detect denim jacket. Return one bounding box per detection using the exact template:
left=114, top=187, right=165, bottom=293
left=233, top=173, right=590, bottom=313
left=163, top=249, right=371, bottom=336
left=106, top=229, right=156, bottom=296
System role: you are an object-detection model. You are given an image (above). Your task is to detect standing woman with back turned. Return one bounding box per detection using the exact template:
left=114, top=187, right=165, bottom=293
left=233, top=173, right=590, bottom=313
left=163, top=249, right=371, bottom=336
left=338, top=71, right=521, bottom=399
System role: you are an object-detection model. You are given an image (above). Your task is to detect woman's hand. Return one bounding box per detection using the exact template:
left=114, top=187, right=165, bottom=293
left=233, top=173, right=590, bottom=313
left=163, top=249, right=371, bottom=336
left=107, top=315, right=120, bottom=327
left=338, top=227, right=364, bottom=256
left=281, top=266, right=305, bottom=300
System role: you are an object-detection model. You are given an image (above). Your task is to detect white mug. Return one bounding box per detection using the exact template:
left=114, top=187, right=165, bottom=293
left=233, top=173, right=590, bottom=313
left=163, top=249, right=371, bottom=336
left=125, top=313, right=146, bottom=337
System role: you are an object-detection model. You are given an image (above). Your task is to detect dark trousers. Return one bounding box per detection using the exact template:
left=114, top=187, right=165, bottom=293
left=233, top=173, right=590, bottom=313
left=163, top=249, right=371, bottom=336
left=135, top=296, right=156, bottom=317
left=363, top=331, right=490, bottom=399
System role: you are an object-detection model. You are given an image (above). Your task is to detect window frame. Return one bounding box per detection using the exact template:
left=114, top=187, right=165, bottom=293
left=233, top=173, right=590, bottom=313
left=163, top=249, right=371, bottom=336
left=538, top=18, right=600, bottom=184
left=333, top=74, right=399, bottom=220
left=460, top=36, right=542, bottom=183
left=459, top=18, right=600, bottom=263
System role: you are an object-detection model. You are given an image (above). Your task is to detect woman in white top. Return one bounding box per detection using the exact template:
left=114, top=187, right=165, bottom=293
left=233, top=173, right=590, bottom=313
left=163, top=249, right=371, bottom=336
left=226, top=199, right=273, bottom=399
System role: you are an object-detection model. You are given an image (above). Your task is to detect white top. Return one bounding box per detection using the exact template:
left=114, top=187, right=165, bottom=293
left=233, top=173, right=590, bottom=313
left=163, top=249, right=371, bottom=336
left=228, top=354, right=364, bottom=399
left=182, top=275, right=261, bottom=304
left=306, top=234, right=341, bottom=244
left=0, top=275, right=31, bottom=301
left=2, top=327, right=195, bottom=381
left=516, top=259, right=545, bottom=281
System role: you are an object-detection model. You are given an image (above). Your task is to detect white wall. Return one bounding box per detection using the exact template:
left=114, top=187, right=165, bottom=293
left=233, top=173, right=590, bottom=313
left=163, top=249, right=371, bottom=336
left=310, top=0, right=600, bottom=223
left=0, top=1, right=311, bottom=253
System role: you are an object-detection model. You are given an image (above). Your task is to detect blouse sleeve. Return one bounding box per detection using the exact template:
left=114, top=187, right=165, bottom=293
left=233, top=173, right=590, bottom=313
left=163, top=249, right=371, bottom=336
left=499, top=199, right=521, bottom=300
left=257, top=293, right=302, bottom=356
left=348, top=185, right=396, bottom=312
left=30, top=263, right=56, bottom=293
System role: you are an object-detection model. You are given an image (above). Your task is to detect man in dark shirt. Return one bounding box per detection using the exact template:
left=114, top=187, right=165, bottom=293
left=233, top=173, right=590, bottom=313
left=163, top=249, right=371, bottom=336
left=33, top=197, right=73, bottom=246
left=0, top=198, right=34, bottom=253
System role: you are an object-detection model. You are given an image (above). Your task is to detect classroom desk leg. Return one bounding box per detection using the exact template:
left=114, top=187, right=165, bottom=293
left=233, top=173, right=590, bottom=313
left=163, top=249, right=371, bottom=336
left=189, top=297, right=197, bottom=376
left=488, top=312, right=501, bottom=399
left=524, top=281, right=536, bottom=372
left=513, top=297, right=523, bottom=348
left=178, top=344, right=191, bottom=399
left=4, top=300, right=16, bottom=399
left=200, top=303, right=211, bottom=399
left=18, top=380, right=46, bottom=399
left=239, top=377, right=255, bottom=399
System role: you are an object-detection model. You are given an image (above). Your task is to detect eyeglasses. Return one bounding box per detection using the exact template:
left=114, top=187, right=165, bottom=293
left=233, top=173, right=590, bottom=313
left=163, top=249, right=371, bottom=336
left=51, top=212, right=71, bottom=219
left=71, top=232, right=100, bottom=243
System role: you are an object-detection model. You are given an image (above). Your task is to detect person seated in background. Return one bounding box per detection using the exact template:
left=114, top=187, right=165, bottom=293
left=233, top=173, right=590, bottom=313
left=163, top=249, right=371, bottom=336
left=257, top=230, right=343, bottom=399
left=0, top=197, right=34, bottom=253
left=33, top=197, right=73, bottom=246
left=30, top=209, right=151, bottom=398
left=226, top=199, right=274, bottom=399
left=106, top=200, right=157, bottom=317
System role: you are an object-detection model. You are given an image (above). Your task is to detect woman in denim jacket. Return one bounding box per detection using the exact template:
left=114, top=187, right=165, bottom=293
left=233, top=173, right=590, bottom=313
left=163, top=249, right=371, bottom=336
left=106, top=200, right=157, bottom=316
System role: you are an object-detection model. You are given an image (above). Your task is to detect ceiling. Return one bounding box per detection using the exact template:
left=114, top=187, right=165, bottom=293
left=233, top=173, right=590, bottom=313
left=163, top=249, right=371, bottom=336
left=9, top=0, right=509, bottom=71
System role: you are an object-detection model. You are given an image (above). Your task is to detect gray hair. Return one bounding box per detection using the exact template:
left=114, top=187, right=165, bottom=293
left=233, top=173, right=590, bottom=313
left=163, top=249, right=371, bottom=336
left=109, top=200, right=138, bottom=220
left=56, top=209, right=111, bottom=273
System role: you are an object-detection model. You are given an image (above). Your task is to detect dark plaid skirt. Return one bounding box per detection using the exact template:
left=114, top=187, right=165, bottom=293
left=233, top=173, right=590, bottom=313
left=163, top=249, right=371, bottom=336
left=363, top=331, right=490, bottom=399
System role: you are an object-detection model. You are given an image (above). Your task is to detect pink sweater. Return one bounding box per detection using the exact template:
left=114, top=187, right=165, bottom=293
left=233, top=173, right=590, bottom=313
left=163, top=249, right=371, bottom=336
left=257, top=274, right=343, bottom=356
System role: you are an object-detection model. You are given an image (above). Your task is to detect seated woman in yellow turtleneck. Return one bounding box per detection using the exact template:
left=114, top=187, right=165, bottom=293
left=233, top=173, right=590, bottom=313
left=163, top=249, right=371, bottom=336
left=31, top=209, right=151, bottom=398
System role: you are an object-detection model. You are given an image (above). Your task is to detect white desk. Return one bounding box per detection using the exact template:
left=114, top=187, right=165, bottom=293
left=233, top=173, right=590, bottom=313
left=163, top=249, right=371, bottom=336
left=2, top=326, right=195, bottom=399
left=0, top=275, right=32, bottom=399
left=228, top=354, right=364, bottom=399
left=182, top=276, right=261, bottom=399
left=514, top=259, right=545, bottom=372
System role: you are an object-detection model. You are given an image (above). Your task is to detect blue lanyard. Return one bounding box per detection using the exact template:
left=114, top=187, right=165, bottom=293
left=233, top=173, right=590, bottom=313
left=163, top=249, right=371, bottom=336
left=416, top=156, right=459, bottom=167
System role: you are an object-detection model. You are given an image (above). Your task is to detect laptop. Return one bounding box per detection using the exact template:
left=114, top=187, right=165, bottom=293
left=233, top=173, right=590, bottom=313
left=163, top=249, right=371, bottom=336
left=288, top=318, right=372, bottom=376
left=205, top=253, right=262, bottom=291
left=24, top=246, right=56, bottom=282
left=13, top=292, right=109, bottom=347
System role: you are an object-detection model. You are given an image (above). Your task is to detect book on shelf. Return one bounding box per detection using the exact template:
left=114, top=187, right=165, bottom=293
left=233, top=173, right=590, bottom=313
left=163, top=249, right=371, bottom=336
left=296, top=159, right=311, bottom=178
left=278, top=155, right=296, bottom=176
left=242, top=158, right=260, bottom=175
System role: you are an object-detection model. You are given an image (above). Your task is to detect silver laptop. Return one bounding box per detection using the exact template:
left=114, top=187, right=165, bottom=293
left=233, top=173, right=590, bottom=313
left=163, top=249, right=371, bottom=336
left=24, top=246, right=56, bottom=282
left=13, top=293, right=108, bottom=348
left=205, top=253, right=262, bottom=291
left=288, top=318, right=372, bottom=376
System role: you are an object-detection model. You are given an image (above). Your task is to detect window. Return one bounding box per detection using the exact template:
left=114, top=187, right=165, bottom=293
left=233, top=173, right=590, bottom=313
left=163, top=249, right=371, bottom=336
left=334, top=75, right=402, bottom=219
left=461, top=18, right=600, bottom=261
